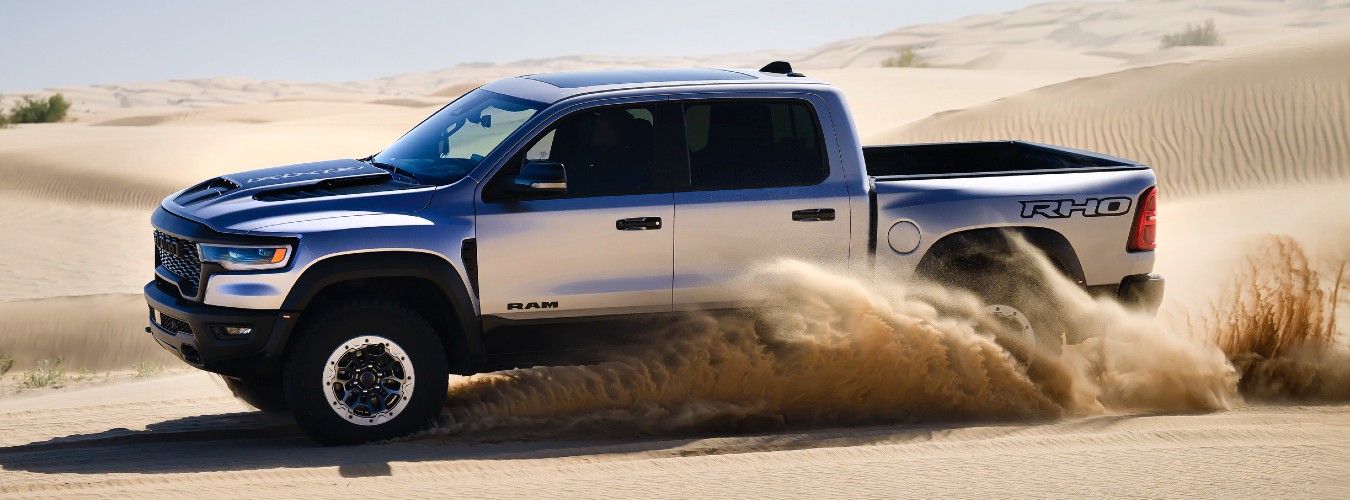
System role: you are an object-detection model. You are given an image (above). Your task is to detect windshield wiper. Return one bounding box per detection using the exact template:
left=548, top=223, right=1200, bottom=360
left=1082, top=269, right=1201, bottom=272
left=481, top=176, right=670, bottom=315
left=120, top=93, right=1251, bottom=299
left=361, top=157, right=421, bottom=185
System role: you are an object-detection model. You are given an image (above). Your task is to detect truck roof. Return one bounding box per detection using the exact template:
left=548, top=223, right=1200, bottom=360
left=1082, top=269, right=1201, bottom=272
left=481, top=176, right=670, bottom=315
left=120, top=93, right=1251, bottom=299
left=482, top=66, right=829, bottom=104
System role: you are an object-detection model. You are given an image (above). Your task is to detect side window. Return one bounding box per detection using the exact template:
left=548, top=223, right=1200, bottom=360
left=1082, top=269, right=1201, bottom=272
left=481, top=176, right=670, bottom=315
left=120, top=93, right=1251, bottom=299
left=684, top=101, right=827, bottom=191
left=486, top=104, right=662, bottom=200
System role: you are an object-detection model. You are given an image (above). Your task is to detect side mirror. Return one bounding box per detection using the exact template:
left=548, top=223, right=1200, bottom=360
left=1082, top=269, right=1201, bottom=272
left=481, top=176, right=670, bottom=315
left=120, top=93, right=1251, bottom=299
left=510, top=160, right=567, bottom=195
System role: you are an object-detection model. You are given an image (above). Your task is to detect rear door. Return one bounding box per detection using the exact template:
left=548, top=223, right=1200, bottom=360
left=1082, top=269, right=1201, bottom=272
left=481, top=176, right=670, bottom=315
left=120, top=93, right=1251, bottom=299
left=671, top=96, right=852, bottom=309
left=475, top=100, right=678, bottom=319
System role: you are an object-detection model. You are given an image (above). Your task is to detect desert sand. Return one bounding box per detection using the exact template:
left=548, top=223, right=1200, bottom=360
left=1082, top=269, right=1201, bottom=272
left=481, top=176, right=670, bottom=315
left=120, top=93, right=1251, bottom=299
left=1, top=0, right=1349, bottom=496
left=0, top=372, right=1345, bottom=497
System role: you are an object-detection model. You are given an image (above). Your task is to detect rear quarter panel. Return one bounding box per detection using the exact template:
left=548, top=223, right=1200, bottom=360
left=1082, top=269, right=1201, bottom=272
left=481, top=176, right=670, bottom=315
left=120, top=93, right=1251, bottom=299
left=873, top=169, right=1157, bottom=286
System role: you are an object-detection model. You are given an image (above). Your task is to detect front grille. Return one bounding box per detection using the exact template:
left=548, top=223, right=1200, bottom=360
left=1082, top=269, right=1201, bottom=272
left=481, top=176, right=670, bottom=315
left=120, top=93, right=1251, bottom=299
left=154, top=230, right=202, bottom=297
left=153, top=308, right=194, bottom=336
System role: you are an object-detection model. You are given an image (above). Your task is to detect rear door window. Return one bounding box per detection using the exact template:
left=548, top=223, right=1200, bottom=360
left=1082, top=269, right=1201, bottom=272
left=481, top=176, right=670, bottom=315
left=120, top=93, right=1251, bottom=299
left=683, top=101, right=827, bottom=191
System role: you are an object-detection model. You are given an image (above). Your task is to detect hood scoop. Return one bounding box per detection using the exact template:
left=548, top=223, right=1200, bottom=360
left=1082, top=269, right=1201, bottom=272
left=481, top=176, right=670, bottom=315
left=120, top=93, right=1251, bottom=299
left=173, top=177, right=241, bottom=206
left=252, top=173, right=409, bottom=202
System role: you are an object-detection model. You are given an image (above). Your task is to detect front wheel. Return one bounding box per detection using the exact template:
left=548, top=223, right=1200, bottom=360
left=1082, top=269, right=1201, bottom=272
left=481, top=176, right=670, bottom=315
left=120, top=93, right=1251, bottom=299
left=283, top=299, right=448, bottom=445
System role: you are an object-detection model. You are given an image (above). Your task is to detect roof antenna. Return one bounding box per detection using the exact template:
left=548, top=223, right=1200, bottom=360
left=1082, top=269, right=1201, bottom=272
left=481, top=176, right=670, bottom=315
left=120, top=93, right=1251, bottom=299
left=759, top=61, right=805, bottom=77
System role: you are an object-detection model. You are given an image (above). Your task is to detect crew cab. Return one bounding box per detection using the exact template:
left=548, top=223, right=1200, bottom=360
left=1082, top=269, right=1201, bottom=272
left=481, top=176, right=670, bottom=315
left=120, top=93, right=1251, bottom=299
left=144, top=63, right=1163, bottom=444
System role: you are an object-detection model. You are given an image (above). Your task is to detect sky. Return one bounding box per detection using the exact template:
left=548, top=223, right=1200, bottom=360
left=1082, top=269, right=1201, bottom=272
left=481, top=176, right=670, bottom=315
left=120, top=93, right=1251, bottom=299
left=1, top=0, right=1068, bottom=91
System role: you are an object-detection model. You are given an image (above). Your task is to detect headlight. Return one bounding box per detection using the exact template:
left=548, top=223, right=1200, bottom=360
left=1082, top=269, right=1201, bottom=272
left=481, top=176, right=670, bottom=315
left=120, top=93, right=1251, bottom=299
left=198, top=244, right=292, bottom=271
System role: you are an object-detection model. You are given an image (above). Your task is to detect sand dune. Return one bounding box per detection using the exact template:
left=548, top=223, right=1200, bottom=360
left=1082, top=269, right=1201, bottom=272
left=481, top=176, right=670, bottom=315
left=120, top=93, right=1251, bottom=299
left=871, top=28, right=1350, bottom=197
left=800, top=0, right=1350, bottom=70
left=0, top=53, right=806, bottom=116
left=813, top=68, right=1097, bottom=137
left=7, top=1, right=1348, bottom=117
left=89, top=99, right=439, bottom=127
left=0, top=77, right=376, bottom=116
left=0, top=116, right=416, bottom=208
left=0, top=197, right=151, bottom=301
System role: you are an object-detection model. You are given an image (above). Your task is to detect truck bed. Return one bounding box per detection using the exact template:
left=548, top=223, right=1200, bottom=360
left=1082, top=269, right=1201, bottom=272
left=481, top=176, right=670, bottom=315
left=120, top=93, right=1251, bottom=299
left=864, top=140, right=1157, bottom=288
left=864, top=140, right=1145, bottom=179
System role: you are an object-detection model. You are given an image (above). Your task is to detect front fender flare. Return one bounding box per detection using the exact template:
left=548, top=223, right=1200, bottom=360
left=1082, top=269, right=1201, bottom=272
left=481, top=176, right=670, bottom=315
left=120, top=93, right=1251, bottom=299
left=272, top=251, right=483, bottom=373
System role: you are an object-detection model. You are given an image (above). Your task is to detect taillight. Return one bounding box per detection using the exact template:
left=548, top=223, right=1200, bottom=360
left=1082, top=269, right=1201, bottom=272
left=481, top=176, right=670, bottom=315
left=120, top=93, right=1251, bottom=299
left=1128, top=186, right=1157, bottom=251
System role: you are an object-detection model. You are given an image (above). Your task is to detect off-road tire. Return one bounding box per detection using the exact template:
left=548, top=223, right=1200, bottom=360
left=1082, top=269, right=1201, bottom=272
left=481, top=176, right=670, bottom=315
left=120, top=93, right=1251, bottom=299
left=283, top=298, right=448, bottom=446
left=939, top=257, right=1071, bottom=356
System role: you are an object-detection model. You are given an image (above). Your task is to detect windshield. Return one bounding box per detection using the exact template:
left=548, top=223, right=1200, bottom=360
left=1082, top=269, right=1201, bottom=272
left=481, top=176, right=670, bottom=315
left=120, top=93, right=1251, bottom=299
left=373, top=89, right=546, bottom=185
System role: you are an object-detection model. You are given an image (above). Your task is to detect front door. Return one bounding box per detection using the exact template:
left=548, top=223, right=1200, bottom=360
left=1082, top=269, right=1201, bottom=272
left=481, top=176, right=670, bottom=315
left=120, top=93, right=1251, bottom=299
left=475, top=102, right=675, bottom=320
left=671, top=98, right=852, bottom=309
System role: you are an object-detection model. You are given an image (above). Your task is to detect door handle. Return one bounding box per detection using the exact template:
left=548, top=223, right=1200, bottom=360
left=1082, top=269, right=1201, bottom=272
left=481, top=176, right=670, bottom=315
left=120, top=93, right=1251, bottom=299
left=616, top=217, right=662, bottom=230
left=792, top=208, right=836, bottom=222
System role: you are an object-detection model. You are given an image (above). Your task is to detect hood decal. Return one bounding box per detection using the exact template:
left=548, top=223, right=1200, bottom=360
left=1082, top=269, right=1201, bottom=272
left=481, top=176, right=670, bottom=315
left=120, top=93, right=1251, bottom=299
left=246, top=164, right=371, bottom=184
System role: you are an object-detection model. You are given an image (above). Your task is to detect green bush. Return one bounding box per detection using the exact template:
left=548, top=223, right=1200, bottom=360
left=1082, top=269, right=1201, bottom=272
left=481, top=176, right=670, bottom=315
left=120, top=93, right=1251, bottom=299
left=134, top=361, right=165, bottom=378
left=20, top=357, right=67, bottom=388
left=1160, top=19, right=1225, bottom=48
left=6, top=93, right=71, bottom=124
left=0, top=354, right=13, bottom=376
left=881, top=46, right=928, bottom=68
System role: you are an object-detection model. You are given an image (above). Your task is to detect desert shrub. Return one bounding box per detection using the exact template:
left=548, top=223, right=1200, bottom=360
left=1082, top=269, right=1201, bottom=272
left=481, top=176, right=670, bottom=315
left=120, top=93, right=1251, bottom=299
left=135, top=361, right=165, bottom=378
left=1201, top=236, right=1349, bottom=401
left=7, top=94, right=71, bottom=124
left=0, top=354, right=13, bottom=375
left=1160, top=19, right=1225, bottom=48
left=20, top=357, right=67, bottom=388
left=881, top=46, right=928, bottom=68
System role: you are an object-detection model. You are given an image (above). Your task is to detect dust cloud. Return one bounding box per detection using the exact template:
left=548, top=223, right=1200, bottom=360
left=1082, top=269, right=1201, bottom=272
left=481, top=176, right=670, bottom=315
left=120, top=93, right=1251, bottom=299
left=433, top=234, right=1345, bottom=438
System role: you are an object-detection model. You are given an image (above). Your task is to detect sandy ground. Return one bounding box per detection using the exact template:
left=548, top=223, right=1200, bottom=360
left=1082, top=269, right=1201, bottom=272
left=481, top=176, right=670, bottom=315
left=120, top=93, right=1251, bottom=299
left=0, top=373, right=1345, bottom=498
left=1, top=0, right=1349, bottom=496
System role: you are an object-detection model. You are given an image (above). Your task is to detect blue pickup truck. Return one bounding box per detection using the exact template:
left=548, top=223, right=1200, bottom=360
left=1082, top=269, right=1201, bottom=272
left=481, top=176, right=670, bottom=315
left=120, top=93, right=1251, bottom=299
left=144, top=63, right=1162, bottom=444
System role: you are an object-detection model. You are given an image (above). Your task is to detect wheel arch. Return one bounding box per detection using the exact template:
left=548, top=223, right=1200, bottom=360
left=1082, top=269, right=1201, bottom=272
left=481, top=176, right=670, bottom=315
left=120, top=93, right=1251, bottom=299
left=275, top=251, right=483, bottom=375
left=913, top=226, right=1086, bottom=286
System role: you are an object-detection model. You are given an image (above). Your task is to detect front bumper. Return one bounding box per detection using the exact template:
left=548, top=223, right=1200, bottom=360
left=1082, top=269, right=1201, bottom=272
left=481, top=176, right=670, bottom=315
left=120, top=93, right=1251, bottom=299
left=1117, top=273, right=1165, bottom=313
left=144, top=280, right=300, bottom=380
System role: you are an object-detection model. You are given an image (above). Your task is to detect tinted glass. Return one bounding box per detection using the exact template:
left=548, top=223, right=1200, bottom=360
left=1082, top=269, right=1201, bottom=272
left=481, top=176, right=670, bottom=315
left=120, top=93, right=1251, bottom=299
left=374, top=89, right=545, bottom=185
left=490, top=104, right=662, bottom=199
left=684, top=101, right=826, bottom=190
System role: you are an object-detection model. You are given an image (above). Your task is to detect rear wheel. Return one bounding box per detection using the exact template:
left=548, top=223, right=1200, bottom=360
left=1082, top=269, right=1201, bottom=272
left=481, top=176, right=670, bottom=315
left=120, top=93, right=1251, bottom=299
left=935, top=256, right=1068, bottom=356
left=284, top=299, right=448, bottom=445
left=223, top=376, right=289, bottom=413
left=983, top=303, right=1037, bottom=350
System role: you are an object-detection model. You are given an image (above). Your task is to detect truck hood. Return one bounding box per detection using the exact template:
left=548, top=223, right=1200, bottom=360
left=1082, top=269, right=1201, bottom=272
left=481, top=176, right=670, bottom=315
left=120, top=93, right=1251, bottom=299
left=161, top=159, right=437, bottom=233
